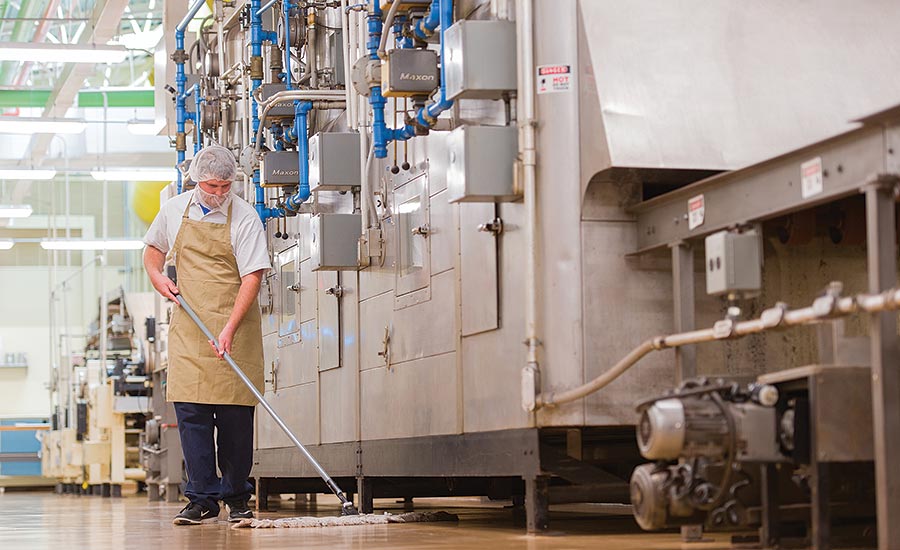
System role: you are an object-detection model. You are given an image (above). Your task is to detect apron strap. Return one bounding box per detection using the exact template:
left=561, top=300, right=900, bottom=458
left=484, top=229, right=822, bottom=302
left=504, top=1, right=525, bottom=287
left=181, top=192, right=193, bottom=219
left=226, top=201, right=234, bottom=226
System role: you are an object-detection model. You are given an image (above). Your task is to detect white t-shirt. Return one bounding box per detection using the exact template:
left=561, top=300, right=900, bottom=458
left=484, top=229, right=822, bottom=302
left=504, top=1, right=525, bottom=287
left=143, top=190, right=272, bottom=277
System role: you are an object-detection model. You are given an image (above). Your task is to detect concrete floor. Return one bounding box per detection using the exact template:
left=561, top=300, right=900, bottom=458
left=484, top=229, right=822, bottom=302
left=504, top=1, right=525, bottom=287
left=0, top=491, right=735, bottom=550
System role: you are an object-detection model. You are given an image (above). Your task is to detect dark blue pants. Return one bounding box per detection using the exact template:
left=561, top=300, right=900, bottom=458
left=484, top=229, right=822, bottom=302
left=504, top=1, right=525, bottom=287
left=174, top=402, right=254, bottom=513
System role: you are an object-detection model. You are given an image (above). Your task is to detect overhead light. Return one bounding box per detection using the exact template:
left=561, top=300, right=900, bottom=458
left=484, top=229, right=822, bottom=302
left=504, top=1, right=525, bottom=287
left=0, top=204, right=33, bottom=218
left=40, top=239, right=145, bottom=251
left=0, top=240, right=13, bottom=250
left=0, top=169, right=57, bottom=180
left=0, top=43, right=129, bottom=64
left=91, top=168, right=174, bottom=182
left=126, top=120, right=165, bottom=136
left=0, top=118, right=87, bottom=135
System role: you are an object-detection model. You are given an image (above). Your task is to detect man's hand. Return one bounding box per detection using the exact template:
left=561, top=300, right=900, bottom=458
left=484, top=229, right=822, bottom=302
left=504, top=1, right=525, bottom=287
left=211, top=324, right=236, bottom=359
left=150, top=271, right=180, bottom=304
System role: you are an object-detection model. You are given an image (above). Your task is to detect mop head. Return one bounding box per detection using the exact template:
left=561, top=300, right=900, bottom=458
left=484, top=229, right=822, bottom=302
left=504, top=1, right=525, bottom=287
left=232, top=511, right=458, bottom=529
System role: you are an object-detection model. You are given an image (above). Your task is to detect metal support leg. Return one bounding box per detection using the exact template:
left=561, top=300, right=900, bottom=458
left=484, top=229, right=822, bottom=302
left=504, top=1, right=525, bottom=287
left=524, top=475, right=550, bottom=533
left=671, top=242, right=696, bottom=383
left=357, top=477, right=374, bottom=514
left=809, top=462, right=830, bottom=550
left=865, top=182, right=900, bottom=550
left=165, top=483, right=180, bottom=503
left=760, top=464, right=781, bottom=549
left=256, top=478, right=270, bottom=511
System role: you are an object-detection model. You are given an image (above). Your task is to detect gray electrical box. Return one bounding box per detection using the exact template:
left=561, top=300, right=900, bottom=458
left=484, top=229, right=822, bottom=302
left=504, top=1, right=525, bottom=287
left=309, top=132, right=361, bottom=192
left=381, top=48, right=439, bottom=98
left=445, top=20, right=517, bottom=100
left=258, top=83, right=295, bottom=118
left=183, top=75, right=201, bottom=113
left=260, top=151, right=300, bottom=187
left=705, top=230, right=762, bottom=296
left=309, top=213, right=361, bottom=271
left=447, top=125, right=518, bottom=203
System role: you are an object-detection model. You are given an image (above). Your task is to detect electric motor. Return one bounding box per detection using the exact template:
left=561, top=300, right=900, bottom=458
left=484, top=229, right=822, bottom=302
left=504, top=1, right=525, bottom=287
left=638, top=398, right=729, bottom=460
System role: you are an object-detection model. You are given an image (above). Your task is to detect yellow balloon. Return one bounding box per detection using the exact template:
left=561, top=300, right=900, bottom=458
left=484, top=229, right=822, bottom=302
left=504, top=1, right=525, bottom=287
left=132, top=181, right=170, bottom=225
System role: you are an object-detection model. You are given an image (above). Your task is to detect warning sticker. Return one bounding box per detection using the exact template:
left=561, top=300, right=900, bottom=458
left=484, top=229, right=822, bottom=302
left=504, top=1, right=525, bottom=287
left=537, top=64, right=573, bottom=94
left=688, top=194, right=705, bottom=230
left=801, top=157, right=823, bottom=199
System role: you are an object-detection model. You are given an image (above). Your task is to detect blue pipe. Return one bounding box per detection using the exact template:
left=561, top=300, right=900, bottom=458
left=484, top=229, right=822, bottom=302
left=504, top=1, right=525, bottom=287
left=412, top=0, right=440, bottom=40
left=250, top=0, right=284, bottom=222
left=174, top=0, right=207, bottom=193
left=394, top=15, right=412, bottom=49
left=284, top=101, right=313, bottom=211
left=369, top=0, right=454, bottom=158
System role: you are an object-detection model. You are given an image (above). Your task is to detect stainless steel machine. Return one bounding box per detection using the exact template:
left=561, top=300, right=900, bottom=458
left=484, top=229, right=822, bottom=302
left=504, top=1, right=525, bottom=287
left=153, top=0, right=900, bottom=547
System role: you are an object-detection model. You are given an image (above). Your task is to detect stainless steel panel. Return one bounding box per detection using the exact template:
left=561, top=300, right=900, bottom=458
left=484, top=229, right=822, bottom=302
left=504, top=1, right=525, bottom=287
left=256, top=382, right=319, bottom=449
left=320, top=271, right=359, bottom=444
left=577, top=0, right=900, bottom=173
left=445, top=20, right=517, bottom=100
left=428, top=189, right=455, bottom=276
left=299, top=258, right=316, bottom=323
left=360, top=352, right=458, bottom=440
left=359, top=290, right=394, bottom=372
left=309, top=132, right=362, bottom=192
left=446, top=125, right=518, bottom=203
left=317, top=271, right=341, bottom=372
left=276, top=245, right=299, bottom=336
left=460, top=203, right=498, bottom=336
left=260, top=274, right=278, bottom=336
left=275, top=320, right=317, bottom=389
left=392, top=269, right=456, bottom=364
left=394, top=174, right=431, bottom=297
left=263, top=332, right=277, bottom=393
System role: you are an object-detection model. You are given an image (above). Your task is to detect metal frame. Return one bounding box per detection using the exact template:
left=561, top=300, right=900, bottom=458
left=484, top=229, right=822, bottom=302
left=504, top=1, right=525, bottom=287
left=634, top=106, right=900, bottom=550
left=252, top=427, right=637, bottom=532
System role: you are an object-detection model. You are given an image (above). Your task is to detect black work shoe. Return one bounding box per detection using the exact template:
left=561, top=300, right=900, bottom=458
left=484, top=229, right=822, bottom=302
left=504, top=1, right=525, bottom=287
left=226, top=501, right=254, bottom=523
left=173, top=502, right=217, bottom=525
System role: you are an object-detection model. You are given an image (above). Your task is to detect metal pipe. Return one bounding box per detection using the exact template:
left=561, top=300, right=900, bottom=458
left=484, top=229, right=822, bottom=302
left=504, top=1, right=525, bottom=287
left=377, top=0, right=402, bottom=60
left=535, top=284, right=900, bottom=408
left=253, top=90, right=345, bottom=153
left=517, top=0, right=540, bottom=412
left=176, top=0, right=207, bottom=32
left=307, top=9, right=318, bottom=88
left=257, top=0, right=278, bottom=17
left=283, top=0, right=294, bottom=89
left=340, top=0, right=356, bottom=128
left=174, top=293, right=358, bottom=515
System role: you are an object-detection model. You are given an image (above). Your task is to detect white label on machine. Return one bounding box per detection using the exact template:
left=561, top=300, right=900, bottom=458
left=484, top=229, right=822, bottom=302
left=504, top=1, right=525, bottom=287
left=688, top=194, right=705, bottom=230
left=537, top=65, right=573, bottom=94
left=801, top=157, right=824, bottom=199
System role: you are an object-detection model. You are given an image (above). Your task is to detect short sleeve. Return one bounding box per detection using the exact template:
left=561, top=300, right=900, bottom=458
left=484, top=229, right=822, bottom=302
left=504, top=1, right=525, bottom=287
left=144, top=204, right=170, bottom=253
left=234, top=213, right=272, bottom=277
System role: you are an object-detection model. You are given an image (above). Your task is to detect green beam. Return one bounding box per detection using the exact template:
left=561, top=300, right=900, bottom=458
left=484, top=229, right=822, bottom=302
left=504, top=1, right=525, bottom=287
left=76, top=90, right=155, bottom=108
left=0, top=89, right=155, bottom=108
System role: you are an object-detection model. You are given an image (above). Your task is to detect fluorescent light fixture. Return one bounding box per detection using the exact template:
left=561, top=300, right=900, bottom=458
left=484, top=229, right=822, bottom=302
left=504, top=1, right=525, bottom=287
left=126, top=120, right=165, bottom=136
left=0, top=169, right=56, bottom=180
left=91, top=168, right=174, bottom=182
left=0, top=240, right=13, bottom=250
left=0, top=204, right=33, bottom=218
left=0, top=43, right=129, bottom=64
left=0, top=118, right=87, bottom=135
left=40, top=239, right=145, bottom=251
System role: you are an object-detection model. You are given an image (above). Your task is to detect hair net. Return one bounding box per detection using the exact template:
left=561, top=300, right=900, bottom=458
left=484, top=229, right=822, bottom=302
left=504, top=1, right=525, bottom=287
left=188, top=145, right=237, bottom=183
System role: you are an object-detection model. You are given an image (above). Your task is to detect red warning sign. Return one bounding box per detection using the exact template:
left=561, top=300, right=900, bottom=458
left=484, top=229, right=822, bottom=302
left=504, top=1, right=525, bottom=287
left=537, top=64, right=572, bottom=94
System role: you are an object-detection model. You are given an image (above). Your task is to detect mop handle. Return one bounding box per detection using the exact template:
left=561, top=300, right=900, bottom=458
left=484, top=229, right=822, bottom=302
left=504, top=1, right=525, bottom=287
left=174, top=293, right=357, bottom=514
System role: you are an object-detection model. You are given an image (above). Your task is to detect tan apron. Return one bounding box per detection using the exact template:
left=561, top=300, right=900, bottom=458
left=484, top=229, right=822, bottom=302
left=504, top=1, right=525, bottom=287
left=166, top=200, right=265, bottom=406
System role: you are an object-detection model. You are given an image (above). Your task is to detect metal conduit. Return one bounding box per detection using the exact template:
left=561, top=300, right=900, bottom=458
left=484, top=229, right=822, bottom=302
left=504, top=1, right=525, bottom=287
left=535, top=284, right=900, bottom=408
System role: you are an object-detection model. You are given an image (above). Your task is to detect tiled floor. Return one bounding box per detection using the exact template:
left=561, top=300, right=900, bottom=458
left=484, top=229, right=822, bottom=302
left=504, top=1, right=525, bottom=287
left=0, top=491, right=734, bottom=550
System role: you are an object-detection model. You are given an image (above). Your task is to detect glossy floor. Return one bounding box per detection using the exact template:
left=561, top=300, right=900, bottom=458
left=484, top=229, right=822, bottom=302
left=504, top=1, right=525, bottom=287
left=0, top=491, right=734, bottom=550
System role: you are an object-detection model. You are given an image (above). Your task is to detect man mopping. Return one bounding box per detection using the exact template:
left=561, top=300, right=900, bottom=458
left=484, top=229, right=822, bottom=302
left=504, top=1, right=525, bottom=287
left=143, top=145, right=270, bottom=525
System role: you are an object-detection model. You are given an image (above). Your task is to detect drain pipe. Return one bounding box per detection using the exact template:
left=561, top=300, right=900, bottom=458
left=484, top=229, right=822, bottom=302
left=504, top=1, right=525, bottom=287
left=517, top=0, right=540, bottom=412
left=174, top=0, right=207, bottom=193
